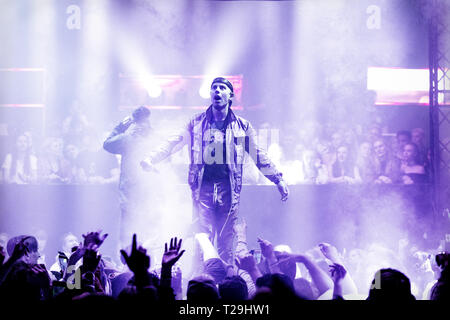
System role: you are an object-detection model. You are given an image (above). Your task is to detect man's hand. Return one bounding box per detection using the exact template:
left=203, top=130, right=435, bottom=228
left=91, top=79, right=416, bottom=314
left=67, top=243, right=85, bottom=269
left=235, top=253, right=257, bottom=273
left=120, top=234, right=150, bottom=274
left=10, top=237, right=30, bottom=262
left=235, top=253, right=263, bottom=281
left=30, top=264, right=51, bottom=288
left=162, top=237, right=185, bottom=268
left=140, top=158, right=156, bottom=172
left=121, top=116, right=134, bottom=127
left=82, top=249, right=102, bottom=273
left=257, top=237, right=275, bottom=259
left=329, top=263, right=347, bottom=283
left=82, top=231, right=108, bottom=249
left=277, top=180, right=289, bottom=201
left=318, top=242, right=342, bottom=263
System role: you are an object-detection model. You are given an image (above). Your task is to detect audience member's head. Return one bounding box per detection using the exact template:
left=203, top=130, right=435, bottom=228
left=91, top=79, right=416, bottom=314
left=403, top=143, right=421, bottom=165
left=255, top=273, right=301, bottom=301
left=367, top=268, right=416, bottom=301
left=187, top=274, right=220, bottom=302
left=336, top=145, right=349, bottom=163
left=218, top=276, right=248, bottom=301
left=396, top=130, right=412, bottom=148
left=62, top=232, right=80, bottom=254
left=373, top=139, right=388, bottom=160
left=7, top=235, right=39, bottom=264
left=411, top=128, right=425, bottom=147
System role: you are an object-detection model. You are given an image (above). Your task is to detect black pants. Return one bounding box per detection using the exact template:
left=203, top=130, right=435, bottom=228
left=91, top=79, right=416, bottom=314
left=194, top=178, right=237, bottom=264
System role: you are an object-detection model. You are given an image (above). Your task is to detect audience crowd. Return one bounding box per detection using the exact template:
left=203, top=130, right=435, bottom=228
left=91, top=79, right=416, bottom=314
left=0, top=108, right=430, bottom=187
left=0, top=221, right=448, bottom=306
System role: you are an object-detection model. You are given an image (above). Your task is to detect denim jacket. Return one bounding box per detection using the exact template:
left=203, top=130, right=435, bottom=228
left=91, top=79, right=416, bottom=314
left=147, top=106, right=283, bottom=205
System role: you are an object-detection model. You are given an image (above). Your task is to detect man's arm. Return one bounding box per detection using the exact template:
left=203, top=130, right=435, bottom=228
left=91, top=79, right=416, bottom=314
left=141, top=122, right=191, bottom=169
left=294, top=254, right=334, bottom=296
left=103, top=117, right=134, bottom=154
left=245, top=122, right=289, bottom=200
left=318, top=243, right=358, bottom=295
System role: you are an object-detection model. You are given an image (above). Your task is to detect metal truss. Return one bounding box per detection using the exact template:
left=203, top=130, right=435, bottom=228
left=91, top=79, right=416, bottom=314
left=428, top=0, right=450, bottom=228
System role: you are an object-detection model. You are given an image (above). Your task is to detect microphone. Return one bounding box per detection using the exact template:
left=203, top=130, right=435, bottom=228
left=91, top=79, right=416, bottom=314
left=119, top=116, right=134, bottom=132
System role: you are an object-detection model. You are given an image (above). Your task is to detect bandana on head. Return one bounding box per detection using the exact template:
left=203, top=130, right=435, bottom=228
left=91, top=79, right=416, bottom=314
left=211, top=77, right=234, bottom=93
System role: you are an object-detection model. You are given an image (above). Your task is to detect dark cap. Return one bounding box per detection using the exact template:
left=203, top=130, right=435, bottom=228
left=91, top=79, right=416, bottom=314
left=132, top=106, right=151, bottom=122
left=211, top=77, right=234, bottom=93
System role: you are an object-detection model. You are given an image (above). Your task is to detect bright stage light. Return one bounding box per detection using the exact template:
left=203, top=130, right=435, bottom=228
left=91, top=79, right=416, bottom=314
left=198, top=84, right=211, bottom=99
left=146, top=83, right=162, bottom=98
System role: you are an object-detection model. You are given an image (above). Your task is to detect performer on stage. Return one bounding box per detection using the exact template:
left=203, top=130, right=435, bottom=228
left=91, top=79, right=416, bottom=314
left=140, top=77, right=289, bottom=264
left=104, top=106, right=160, bottom=249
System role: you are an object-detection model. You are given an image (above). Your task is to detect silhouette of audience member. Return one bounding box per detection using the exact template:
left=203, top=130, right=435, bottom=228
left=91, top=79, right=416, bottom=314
left=254, top=273, right=303, bottom=302
left=0, top=235, right=51, bottom=301
left=367, top=268, right=416, bottom=301
left=218, top=275, right=248, bottom=301
left=430, top=252, right=449, bottom=301
left=187, top=274, right=220, bottom=302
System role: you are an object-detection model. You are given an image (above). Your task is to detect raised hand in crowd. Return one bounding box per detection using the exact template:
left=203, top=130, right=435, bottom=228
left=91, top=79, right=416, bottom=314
left=81, top=248, right=102, bottom=274
left=257, top=237, right=281, bottom=274
left=274, top=251, right=333, bottom=297
left=318, top=242, right=343, bottom=264
left=160, top=237, right=185, bottom=292
left=162, top=237, right=185, bottom=269
left=319, top=242, right=357, bottom=296
left=235, top=253, right=262, bottom=282
left=120, top=234, right=150, bottom=276
left=258, top=237, right=275, bottom=259
left=64, top=242, right=84, bottom=280
left=329, top=263, right=347, bottom=299
left=82, top=230, right=108, bottom=250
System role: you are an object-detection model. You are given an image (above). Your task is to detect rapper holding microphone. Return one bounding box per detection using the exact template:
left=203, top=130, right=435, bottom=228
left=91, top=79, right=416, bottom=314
left=104, top=106, right=161, bottom=249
